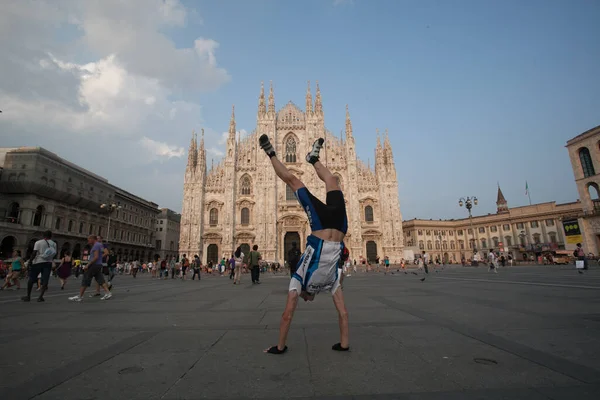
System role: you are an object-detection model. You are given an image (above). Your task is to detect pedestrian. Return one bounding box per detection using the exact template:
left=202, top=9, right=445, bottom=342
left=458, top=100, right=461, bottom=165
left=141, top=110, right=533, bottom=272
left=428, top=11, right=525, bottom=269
left=68, top=235, right=112, bottom=302
left=192, top=255, right=201, bottom=280
left=248, top=245, right=262, bottom=284
left=21, top=230, right=56, bottom=302
left=170, top=257, right=176, bottom=279
left=488, top=249, right=498, bottom=273
left=229, top=254, right=235, bottom=279
left=233, top=246, right=244, bottom=285
left=259, top=135, right=349, bottom=354
left=1, top=250, right=23, bottom=291
left=56, top=250, right=73, bottom=290
left=287, top=241, right=301, bottom=278
left=420, top=251, right=430, bottom=281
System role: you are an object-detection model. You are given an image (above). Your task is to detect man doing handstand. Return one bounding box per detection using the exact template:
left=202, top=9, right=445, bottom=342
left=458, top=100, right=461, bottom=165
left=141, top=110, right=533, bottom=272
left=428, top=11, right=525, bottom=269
left=259, top=134, right=350, bottom=355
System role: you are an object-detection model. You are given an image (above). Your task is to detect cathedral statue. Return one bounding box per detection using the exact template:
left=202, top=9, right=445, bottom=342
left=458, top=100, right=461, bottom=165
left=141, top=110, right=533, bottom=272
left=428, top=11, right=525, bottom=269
left=179, top=81, right=404, bottom=265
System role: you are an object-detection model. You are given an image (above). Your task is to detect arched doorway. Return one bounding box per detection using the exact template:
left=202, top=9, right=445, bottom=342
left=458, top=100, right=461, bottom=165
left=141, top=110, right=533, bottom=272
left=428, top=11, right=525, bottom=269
left=60, top=242, right=71, bottom=258
left=207, top=244, right=219, bottom=264
left=366, top=241, right=377, bottom=263
left=443, top=252, right=449, bottom=263
left=33, top=205, right=44, bottom=227
left=284, top=232, right=300, bottom=264
left=73, top=243, right=82, bottom=259
left=0, top=236, right=16, bottom=258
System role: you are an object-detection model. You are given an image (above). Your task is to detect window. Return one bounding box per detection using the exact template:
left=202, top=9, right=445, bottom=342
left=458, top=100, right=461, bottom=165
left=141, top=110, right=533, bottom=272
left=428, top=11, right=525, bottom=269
left=435, top=241, right=440, bottom=250
left=490, top=226, right=497, bottom=233
left=492, top=237, right=499, bottom=247
left=530, top=221, right=539, bottom=228
left=419, top=240, right=424, bottom=250
left=418, top=230, right=423, bottom=236
left=549, top=232, right=557, bottom=244
left=427, top=241, right=432, bottom=250
left=33, top=205, right=44, bottom=226
left=516, top=223, right=524, bottom=229
left=160, top=220, right=163, bottom=224
left=159, top=227, right=163, bottom=232
left=285, top=137, right=297, bottom=163
left=55, top=217, right=61, bottom=230
left=505, top=236, right=512, bottom=246
left=79, top=222, right=84, bottom=234
left=469, top=240, right=473, bottom=249
left=503, top=224, right=510, bottom=231
left=286, top=185, right=296, bottom=201
left=478, top=227, right=485, bottom=233
left=68, top=220, right=74, bottom=232
left=450, top=241, right=455, bottom=249
left=481, top=238, right=487, bottom=248
left=240, top=175, right=252, bottom=196
left=156, top=240, right=162, bottom=250
left=365, top=206, right=374, bottom=222
left=467, top=229, right=473, bottom=235
left=89, top=224, right=94, bottom=235
left=459, top=240, right=464, bottom=250
left=426, top=230, right=431, bottom=235
left=442, top=241, right=448, bottom=250
left=209, top=208, right=218, bottom=226
left=533, top=233, right=541, bottom=244
left=7, top=202, right=20, bottom=221
left=241, top=207, right=250, bottom=225
left=545, top=219, right=554, bottom=227
left=579, top=147, right=595, bottom=177
left=98, top=226, right=103, bottom=236
left=449, top=231, right=454, bottom=236
left=457, top=230, right=463, bottom=235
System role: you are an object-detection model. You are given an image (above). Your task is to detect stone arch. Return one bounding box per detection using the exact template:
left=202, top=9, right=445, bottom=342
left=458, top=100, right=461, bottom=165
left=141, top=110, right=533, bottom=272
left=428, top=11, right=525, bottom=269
left=6, top=202, right=20, bottom=222
left=73, top=243, right=82, bottom=259
left=0, top=236, right=17, bottom=258
left=587, top=182, right=600, bottom=201
left=579, top=147, right=595, bottom=177
left=209, top=208, right=219, bottom=226
left=239, top=174, right=252, bottom=196
left=283, top=133, right=299, bottom=163
left=33, top=205, right=45, bottom=227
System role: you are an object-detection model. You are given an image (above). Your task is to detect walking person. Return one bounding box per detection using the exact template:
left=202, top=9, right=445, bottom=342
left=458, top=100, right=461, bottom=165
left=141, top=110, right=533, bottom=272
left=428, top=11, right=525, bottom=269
left=248, top=245, right=262, bottom=284
left=229, top=254, right=235, bottom=280
left=21, top=230, right=56, bottom=302
left=1, top=250, right=23, bottom=291
left=170, top=256, right=176, bottom=279
left=107, top=249, right=117, bottom=286
left=68, top=235, right=112, bottom=302
left=488, top=249, right=498, bottom=273
left=420, top=251, right=430, bottom=282
left=233, top=246, right=244, bottom=285
left=191, top=255, right=201, bottom=280
left=259, top=135, right=350, bottom=354
left=287, top=241, right=301, bottom=278
left=56, top=251, right=73, bottom=290
left=575, top=243, right=587, bottom=270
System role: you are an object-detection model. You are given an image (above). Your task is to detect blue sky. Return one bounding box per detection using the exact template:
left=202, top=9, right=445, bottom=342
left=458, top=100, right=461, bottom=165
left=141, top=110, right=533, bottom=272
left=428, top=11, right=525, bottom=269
left=1, top=0, right=599, bottom=219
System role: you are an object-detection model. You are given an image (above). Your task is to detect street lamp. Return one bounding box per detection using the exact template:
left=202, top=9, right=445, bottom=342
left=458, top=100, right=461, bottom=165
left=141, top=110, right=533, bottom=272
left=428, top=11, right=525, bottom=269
left=100, top=203, right=121, bottom=244
left=459, top=196, right=478, bottom=262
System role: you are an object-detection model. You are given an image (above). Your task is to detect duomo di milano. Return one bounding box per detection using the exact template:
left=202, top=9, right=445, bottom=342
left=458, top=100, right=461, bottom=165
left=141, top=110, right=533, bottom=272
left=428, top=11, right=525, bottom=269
left=179, top=82, right=404, bottom=264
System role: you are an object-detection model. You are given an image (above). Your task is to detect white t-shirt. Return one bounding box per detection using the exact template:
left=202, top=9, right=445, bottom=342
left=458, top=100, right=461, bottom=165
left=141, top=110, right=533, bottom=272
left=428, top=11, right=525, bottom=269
left=488, top=252, right=497, bottom=263
left=33, top=239, right=56, bottom=264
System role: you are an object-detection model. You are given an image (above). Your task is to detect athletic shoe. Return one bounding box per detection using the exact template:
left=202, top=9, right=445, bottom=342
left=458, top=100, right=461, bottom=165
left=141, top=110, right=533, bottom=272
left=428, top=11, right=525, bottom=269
left=259, top=134, right=276, bottom=157
left=306, top=138, right=324, bottom=164
left=89, top=293, right=101, bottom=298
left=101, top=293, right=112, bottom=300
left=69, top=295, right=82, bottom=302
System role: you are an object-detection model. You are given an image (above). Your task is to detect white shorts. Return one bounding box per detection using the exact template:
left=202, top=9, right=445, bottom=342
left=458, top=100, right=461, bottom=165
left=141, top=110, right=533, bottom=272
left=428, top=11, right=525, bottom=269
left=289, top=235, right=343, bottom=296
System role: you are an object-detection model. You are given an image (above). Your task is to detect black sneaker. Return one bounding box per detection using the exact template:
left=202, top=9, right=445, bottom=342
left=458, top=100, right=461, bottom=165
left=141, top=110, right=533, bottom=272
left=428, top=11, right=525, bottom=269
left=306, top=138, right=325, bottom=164
left=259, top=134, right=276, bottom=157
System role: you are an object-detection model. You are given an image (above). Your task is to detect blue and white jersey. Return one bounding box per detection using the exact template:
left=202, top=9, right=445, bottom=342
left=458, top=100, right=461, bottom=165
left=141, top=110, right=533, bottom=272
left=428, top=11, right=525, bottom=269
left=289, top=235, right=344, bottom=295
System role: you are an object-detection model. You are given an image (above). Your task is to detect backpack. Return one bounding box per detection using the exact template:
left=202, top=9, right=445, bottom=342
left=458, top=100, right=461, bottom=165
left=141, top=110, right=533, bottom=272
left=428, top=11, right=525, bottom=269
left=42, top=240, right=57, bottom=260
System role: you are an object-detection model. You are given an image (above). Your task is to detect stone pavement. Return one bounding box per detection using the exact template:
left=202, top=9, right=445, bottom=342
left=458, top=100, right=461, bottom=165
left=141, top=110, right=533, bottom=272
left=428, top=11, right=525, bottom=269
left=1, top=265, right=600, bottom=400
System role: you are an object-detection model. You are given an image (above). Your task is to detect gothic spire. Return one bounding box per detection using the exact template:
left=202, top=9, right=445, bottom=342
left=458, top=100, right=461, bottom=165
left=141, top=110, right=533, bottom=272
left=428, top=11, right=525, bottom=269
left=384, top=128, right=391, bottom=148
left=496, top=184, right=509, bottom=214
left=188, top=130, right=198, bottom=167
left=306, top=81, right=313, bottom=114
left=268, top=81, right=275, bottom=114
left=376, top=129, right=382, bottom=150
left=229, top=105, right=236, bottom=138
left=314, top=81, right=323, bottom=115
left=345, top=104, right=353, bottom=138
left=258, top=81, right=266, bottom=116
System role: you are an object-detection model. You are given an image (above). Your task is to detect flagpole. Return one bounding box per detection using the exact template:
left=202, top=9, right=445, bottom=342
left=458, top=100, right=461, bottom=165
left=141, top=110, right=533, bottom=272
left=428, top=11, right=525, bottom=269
left=526, top=181, right=532, bottom=205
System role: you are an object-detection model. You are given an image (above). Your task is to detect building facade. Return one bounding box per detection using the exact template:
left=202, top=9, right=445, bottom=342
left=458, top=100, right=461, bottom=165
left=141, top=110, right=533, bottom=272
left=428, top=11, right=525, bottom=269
left=402, top=187, right=582, bottom=263
left=0, top=147, right=160, bottom=261
left=180, top=81, right=404, bottom=264
left=566, top=124, right=600, bottom=255
left=154, top=208, right=181, bottom=261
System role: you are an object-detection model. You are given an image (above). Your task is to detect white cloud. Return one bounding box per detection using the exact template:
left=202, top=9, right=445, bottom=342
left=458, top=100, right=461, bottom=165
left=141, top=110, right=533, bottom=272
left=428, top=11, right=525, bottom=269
left=207, top=147, right=225, bottom=158
left=0, top=0, right=231, bottom=211
left=140, top=137, right=185, bottom=159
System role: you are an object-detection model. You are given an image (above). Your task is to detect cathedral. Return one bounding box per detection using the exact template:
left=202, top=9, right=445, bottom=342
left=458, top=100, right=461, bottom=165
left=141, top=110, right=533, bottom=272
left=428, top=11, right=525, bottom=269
left=179, top=82, right=404, bottom=265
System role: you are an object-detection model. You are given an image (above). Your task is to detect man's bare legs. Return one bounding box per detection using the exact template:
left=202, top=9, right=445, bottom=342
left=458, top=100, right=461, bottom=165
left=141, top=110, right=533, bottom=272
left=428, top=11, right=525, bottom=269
left=313, top=160, right=340, bottom=192
left=264, top=291, right=299, bottom=353
left=269, top=156, right=305, bottom=191
left=332, top=288, right=350, bottom=349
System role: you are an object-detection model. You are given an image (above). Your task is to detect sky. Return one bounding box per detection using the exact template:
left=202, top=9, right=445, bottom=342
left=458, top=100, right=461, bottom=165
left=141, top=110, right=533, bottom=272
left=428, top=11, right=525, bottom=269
left=1, top=0, right=599, bottom=220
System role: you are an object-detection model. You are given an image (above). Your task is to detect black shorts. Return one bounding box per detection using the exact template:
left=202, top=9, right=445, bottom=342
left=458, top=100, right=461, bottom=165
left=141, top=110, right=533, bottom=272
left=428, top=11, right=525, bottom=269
left=295, top=188, right=348, bottom=234
left=82, top=265, right=105, bottom=287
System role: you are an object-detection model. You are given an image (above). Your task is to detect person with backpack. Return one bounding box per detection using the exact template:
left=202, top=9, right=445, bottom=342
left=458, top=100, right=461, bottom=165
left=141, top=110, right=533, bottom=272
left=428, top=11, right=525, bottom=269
left=248, top=245, right=262, bottom=284
left=21, top=230, right=57, bottom=302
left=191, top=255, right=201, bottom=280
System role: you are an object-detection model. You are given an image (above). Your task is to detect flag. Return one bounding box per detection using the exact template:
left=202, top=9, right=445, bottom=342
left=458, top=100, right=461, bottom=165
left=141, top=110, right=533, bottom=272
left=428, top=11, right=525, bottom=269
left=525, top=181, right=529, bottom=196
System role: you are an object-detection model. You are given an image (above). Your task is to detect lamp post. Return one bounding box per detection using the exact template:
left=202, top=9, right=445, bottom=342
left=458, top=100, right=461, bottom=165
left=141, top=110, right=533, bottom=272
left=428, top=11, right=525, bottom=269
left=100, top=203, right=121, bottom=244
left=459, top=196, right=478, bottom=265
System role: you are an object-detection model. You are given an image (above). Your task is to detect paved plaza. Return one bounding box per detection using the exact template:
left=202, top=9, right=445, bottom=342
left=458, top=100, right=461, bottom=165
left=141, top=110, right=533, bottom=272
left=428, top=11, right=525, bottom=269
left=1, top=265, right=600, bottom=399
